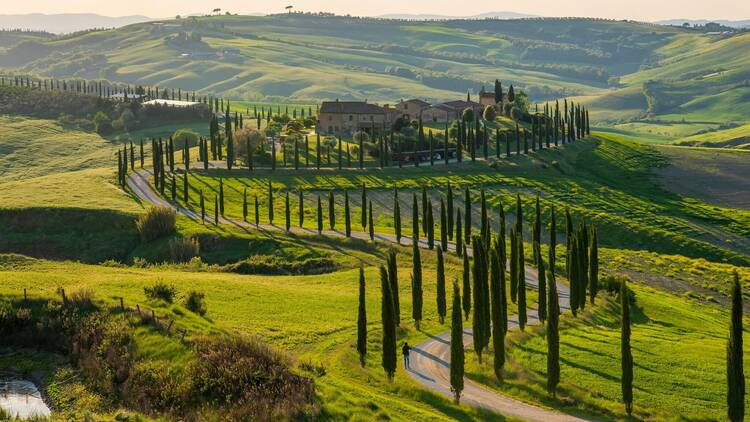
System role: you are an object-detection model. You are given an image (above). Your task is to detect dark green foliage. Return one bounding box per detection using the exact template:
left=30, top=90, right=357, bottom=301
left=328, top=190, right=335, bottom=230
left=533, top=196, right=541, bottom=265
left=394, top=187, right=402, bottom=243
left=185, top=290, right=207, bottom=316
left=447, top=183, right=454, bottom=240
left=440, top=198, right=448, bottom=252
left=267, top=181, right=273, bottom=224
left=368, top=201, right=374, bottom=241
left=547, top=269, right=560, bottom=397
left=462, top=245, right=471, bottom=321
left=344, top=190, right=351, bottom=237
left=490, top=243, right=505, bottom=381
left=728, top=271, right=745, bottom=422
left=242, top=188, right=248, bottom=222
left=412, top=193, right=419, bottom=244
left=422, top=187, right=428, bottom=236
left=214, top=196, right=218, bottom=225
left=456, top=209, right=463, bottom=257
left=361, top=184, right=367, bottom=229
left=509, top=228, right=518, bottom=303
left=357, top=266, right=367, bottom=367
left=436, top=246, right=447, bottom=324
left=412, top=241, right=423, bottom=329
left=549, top=204, right=557, bottom=275
left=380, top=266, right=397, bottom=383
left=471, top=236, right=489, bottom=363
left=387, top=250, right=400, bottom=326
left=298, top=189, right=304, bottom=228
left=317, top=195, right=323, bottom=234
left=144, top=281, right=176, bottom=303
left=285, top=191, right=291, bottom=231
left=200, top=190, right=205, bottom=223
left=621, top=279, right=634, bottom=415
left=426, top=199, right=434, bottom=250
left=254, top=195, right=259, bottom=226
left=450, top=280, right=465, bottom=404
left=464, top=187, right=471, bottom=244
left=136, top=207, right=176, bottom=243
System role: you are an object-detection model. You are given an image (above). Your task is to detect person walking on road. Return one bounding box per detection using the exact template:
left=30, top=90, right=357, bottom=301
left=402, top=342, right=412, bottom=369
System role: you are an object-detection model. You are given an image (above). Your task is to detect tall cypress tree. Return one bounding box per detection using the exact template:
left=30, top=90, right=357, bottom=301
left=394, top=187, right=402, bottom=243
left=436, top=246, right=447, bottom=324
left=509, top=228, right=518, bottom=303
left=317, top=195, right=323, bottom=234
left=421, top=187, right=428, bottom=236
left=285, top=191, right=291, bottom=231
left=450, top=280, right=465, bottom=404
left=267, top=181, right=273, bottom=224
left=462, top=246, right=471, bottom=321
left=549, top=204, right=557, bottom=275
left=440, top=198, right=448, bottom=252
left=368, top=201, right=374, bottom=240
left=464, top=187, right=471, bottom=244
left=357, top=266, right=367, bottom=367
left=344, top=190, right=351, bottom=237
left=200, top=190, right=205, bottom=223
left=387, top=249, right=400, bottom=326
left=242, top=188, right=248, bottom=221
left=299, top=189, right=304, bottom=228
left=254, top=195, right=259, bottom=226
left=547, top=269, right=560, bottom=397
left=728, top=271, right=745, bottom=422
left=412, top=241, right=423, bottom=329
left=533, top=196, right=541, bottom=265
left=361, top=184, right=367, bottom=229
left=490, top=243, right=505, bottom=381
left=427, top=199, right=435, bottom=250
left=472, top=236, right=487, bottom=363
left=380, top=266, right=397, bottom=383
left=447, top=183, right=454, bottom=240
left=214, top=196, right=219, bottom=225
left=412, top=193, right=419, bottom=244
left=328, top=190, right=335, bottom=230
left=621, top=279, right=633, bottom=416
left=538, top=249, right=547, bottom=323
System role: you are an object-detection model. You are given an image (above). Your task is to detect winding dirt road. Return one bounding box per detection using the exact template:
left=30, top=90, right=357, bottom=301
left=127, top=168, right=592, bottom=421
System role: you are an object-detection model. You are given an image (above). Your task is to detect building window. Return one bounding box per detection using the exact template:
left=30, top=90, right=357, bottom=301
left=328, top=115, right=332, bottom=121
left=328, top=126, right=333, bottom=133
left=349, top=115, right=353, bottom=121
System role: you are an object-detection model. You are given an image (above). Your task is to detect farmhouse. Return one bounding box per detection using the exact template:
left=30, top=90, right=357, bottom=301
left=394, top=99, right=430, bottom=121
left=421, top=100, right=483, bottom=123
left=318, top=100, right=395, bottom=136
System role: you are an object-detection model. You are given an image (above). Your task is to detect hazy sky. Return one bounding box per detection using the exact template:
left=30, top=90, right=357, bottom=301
left=5, top=0, right=750, bottom=21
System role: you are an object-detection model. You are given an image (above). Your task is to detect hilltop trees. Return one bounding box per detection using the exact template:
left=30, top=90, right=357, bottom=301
left=728, top=271, right=744, bottom=422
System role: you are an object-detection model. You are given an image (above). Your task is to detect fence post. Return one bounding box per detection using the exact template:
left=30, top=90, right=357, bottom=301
left=136, top=304, right=141, bottom=316
left=167, top=320, right=174, bottom=332
left=151, top=309, right=156, bottom=321
left=60, top=288, right=67, bottom=304
left=120, top=297, right=125, bottom=311
left=23, top=288, right=27, bottom=303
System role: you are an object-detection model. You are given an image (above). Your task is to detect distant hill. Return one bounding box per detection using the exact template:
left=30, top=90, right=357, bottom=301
left=0, top=13, right=154, bottom=34
left=655, top=19, right=750, bottom=28
left=375, top=11, right=537, bottom=20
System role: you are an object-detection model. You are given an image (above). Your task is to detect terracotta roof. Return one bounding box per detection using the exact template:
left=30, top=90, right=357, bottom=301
left=399, top=99, right=430, bottom=107
left=320, top=101, right=385, bottom=114
left=434, top=100, right=481, bottom=111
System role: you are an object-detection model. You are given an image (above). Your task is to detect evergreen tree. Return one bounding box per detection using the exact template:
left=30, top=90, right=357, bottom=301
left=450, top=280, right=465, bottom=403
left=219, top=179, right=225, bottom=215
left=357, top=266, right=367, bottom=367
left=200, top=190, right=205, bottom=223
left=328, top=190, right=335, bottom=230
left=387, top=249, right=400, bottom=326
left=285, top=191, right=291, bottom=231
left=447, top=183, right=454, bottom=240
left=394, top=187, right=402, bottom=243
left=462, top=246, right=471, bottom=321
left=317, top=195, right=323, bottom=234
left=380, top=266, right=397, bottom=383
left=517, top=231, right=527, bottom=330
left=621, top=279, right=634, bottom=416
left=509, top=228, right=518, bottom=303
left=268, top=181, right=273, bottom=224
left=422, top=187, right=428, bottom=235
left=456, top=209, right=463, bottom=257
left=427, top=199, right=435, bottom=250
left=436, top=246, right=447, bottom=324
left=345, top=190, right=351, bottom=237
left=242, top=188, right=248, bottom=221
left=547, top=269, right=560, bottom=397
left=472, top=236, right=489, bottom=363
left=368, top=201, right=374, bottom=240
left=490, top=243, right=506, bottom=381
left=464, top=187, right=472, bottom=244
left=254, top=195, right=259, bottom=226
left=412, top=241, right=423, bottom=329
left=533, top=196, right=541, bottom=265
left=299, top=189, right=304, bottom=228
left=440, top=198, right=448, bottom=252
left=214, top=196, right=219, bottom=225
left=361, top=184, right=367, bottom=229
left=549, top=205, right=557, bottom=275
left=412, top=193, right=419, bottom=244
left=537, top=248, right=547, bottom=323
left=728, top=271, right=745, bottom=422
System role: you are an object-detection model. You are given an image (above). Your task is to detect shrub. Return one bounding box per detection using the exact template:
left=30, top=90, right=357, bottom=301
left=186, top=336, right=315, bottom=420
left=224, top=255, right=335, bottom=275
left=169, top=237, right=200, bottom=263
left=172, top=128, right=200, bottom=148
left=483, top=104, right=497, bottom=121
left=69, top=288, right=96, bottom=310
left=233, top=127, right=265, bottom=161
left=136, top=207, right=176, bottom=242
left=185, top=290, right=207, bottom=316
left=144, top=282, right=177, bottom=303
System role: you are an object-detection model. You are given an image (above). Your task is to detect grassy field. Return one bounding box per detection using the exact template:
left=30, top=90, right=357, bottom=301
left=675, top=122, right=750, bottom=149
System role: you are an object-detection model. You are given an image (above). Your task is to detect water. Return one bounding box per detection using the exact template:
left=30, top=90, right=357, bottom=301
left=0, top=380, right=51, bottom=419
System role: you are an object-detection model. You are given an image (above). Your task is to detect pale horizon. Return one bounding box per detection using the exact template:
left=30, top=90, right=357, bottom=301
left=2, top=0, right=750, bottom=22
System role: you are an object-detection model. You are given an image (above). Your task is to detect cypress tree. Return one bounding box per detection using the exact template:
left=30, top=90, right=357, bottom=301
left=412, top=241, right=423, bottom=329
left=549, top=204, right=557, bottom=275
left=490, top=244, right=505, bottom=381
left=241, top=188, right=248, bottom=221
left=412, top=193, right=419, bottom=244
left=456, top=209, right=463, bottom=257
left=537, top=247, right=547, bottom=323
left=268, top=181, right=273, bottom=224
left=450, top=280, right=465, bottom=404
left=621, top=279, right=633, bottom=416
left=436, top=246, right=447, bottom=324
left=472, top=236, right=489, bottom=363
left=317, top=195, right=323, bottom=233
left=357, top=266, right=367, bottom=367
left=421, top=187, right=428, bottom=236
left=285, top=191, right=291, bottom=231
left=380, top=265, right=397, bottom=383
left=517, top=231, right=527, bottom=331
left=361, top=184, right=367, bottom=229
left=316, top=134, right=321, bottom=169
left=200, top=190, right=205, bottom=223
left=480, top=189, right=487, bottom=241
left=214, top=196, right=219, bottom=225
left=254, top=195, right=259, bottom=226
left=547, top=269, right=560, bottom=397
left=464, top=187, right=471, bottom=244
left=510, top=228, right=518, bottom=303
left=427, top=199, right=434, bottom=250
left=394, top=187, right=402, bottom=243
left=569, top=233, right=579, bottom=315
left=387, top=249, right=400, bottom=326
left=299, top=189, right=304, bottom=228
left=462, top=246, right=471, bottom=321
left=589, top=225, right=599, bottom=304
left=368, top=201, right=374, bottom=240
left=170, top=175, right=176, bottom=201
left=728, top=271, right=745, bottom=422
left=345, top=190, right=351, bottom=237
left=440, top=198, right=448, bottom=252
left=328, top=190, right=335, bottom=230
left=533, top=196, right=541, bottom=265
left=447, top=183, right=454, bottom=240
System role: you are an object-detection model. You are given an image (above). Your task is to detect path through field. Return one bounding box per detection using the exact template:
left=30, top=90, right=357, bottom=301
left=128, top=168, right=593, bottom=421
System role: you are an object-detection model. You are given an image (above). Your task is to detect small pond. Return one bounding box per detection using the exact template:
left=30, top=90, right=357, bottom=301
left=0, top=379, right=51, bottom=419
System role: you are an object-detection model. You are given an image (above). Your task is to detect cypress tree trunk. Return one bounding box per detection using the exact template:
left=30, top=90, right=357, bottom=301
left=547, top=269, right=560, bottom=396
left=368, top=201, right=374, bottom=240
left=267, top=181, right=273, bottom=224
left=254, top=195, right=259, bottom=226
left=440, top=199, right=448, bottom=252
left=394, top=187, right=401, bottom=243
left=285, top=191, right=290, bottom=231
left=621, top=279, right=633, bottom=416
left=317, top=195, right=323, bottom=234
left=387, top=250, right=400, bottom=326
left=462, top=247, right=471, bottom=321
left=450, top=280, right=465, bottom=403
left=380, top=266, right=397, bottom=383
left=357, top=266, right=367, bottom=367
left=447, top=183, right=454, bottom=239
left=456, top=209, right=463, bottom=257
left=464, top=188, right=471, bottom=244
left=328, top=190, right=335, bottom=230
left=412, top=193, right=419, bottom=244
left=299, top=189, right=304, bottom=228
left=589, top=225, right=598, bottom=304
left=345, top=191, right=351, bottom=237
left=436, top=246, right=447, bottom=324
left=490, top=243, right=505, bottom=381
left=427, top=200, right=434, bottom=250
left=728, top=271, right=745, bottom=422
left=361, top=184, right=367, bottom=229
left=412, top=242, right=423, bottom=330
